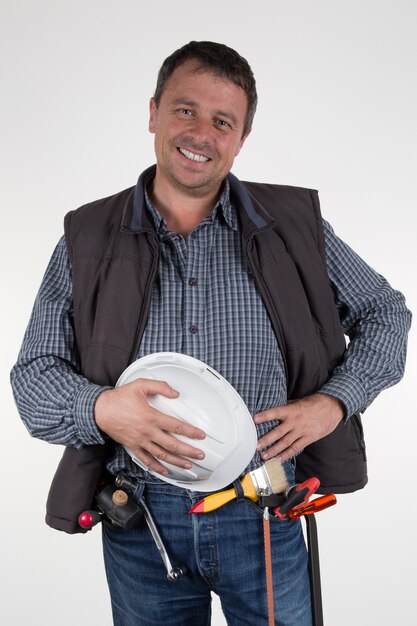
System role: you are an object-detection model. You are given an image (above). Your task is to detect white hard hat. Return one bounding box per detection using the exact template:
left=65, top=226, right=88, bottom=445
left=116, top=352, right=257, bottom=491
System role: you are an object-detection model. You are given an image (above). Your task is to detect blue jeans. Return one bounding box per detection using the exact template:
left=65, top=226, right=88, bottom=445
left=102, top=470, right=312, bottom=625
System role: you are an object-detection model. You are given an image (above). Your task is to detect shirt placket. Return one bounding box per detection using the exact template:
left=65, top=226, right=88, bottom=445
left=181, top=224, right=214, bottom=361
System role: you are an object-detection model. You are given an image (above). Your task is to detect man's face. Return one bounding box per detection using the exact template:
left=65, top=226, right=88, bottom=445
left=149, top=60, right=250, bottom=198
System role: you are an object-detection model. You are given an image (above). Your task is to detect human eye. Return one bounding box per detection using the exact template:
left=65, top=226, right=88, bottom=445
left=178, top=108, right=193, bottom=116
left=215, top=118, right=232, bottom=130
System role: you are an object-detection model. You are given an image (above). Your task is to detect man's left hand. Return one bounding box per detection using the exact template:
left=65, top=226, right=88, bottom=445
left=254, top=393, right=345, bottom=463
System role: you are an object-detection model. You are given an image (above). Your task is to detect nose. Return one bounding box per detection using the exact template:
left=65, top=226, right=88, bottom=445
left=188, top=116, right=213, bottom=143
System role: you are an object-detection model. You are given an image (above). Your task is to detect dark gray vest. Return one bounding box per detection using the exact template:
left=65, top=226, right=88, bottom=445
left=46, top=166, right=367, bottom=533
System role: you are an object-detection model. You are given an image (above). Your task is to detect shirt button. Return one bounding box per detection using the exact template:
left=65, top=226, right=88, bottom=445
left=189, top=277, right=198, bottom=286
left=189, top=325, right=198, bottom=334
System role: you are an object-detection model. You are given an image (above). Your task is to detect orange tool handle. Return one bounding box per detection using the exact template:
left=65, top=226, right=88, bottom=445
left=287, top=494, right=337, bottom=520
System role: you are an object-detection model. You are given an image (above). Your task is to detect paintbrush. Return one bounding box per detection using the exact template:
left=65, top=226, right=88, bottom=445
left=189, top=457, right=290, bottom=514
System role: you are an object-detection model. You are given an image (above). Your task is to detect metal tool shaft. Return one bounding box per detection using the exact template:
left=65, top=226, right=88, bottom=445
left=139, top=498, right=185, bottom=582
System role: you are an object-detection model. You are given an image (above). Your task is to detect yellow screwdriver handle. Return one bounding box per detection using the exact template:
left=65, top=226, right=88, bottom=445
left=196, top=487, right=237, bottom=512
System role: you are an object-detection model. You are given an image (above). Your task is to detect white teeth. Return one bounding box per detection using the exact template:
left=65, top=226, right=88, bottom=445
left=179, top=148, right=209, bottom=162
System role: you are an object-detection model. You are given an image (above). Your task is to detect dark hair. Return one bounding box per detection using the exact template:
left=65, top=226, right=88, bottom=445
left=154, top=41, right=257, bottom=137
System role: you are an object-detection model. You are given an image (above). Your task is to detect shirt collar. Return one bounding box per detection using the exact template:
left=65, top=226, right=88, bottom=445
left=125, top=165, right=273, bottom=235
left=143, top=175, right=238, bottom=236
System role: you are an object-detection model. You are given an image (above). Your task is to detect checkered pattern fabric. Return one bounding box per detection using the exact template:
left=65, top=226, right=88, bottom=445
left=11, top=180, right=411, bottom=479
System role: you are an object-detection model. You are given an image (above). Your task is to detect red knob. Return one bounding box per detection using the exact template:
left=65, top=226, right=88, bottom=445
left=78, top=510, right=101, bottom=529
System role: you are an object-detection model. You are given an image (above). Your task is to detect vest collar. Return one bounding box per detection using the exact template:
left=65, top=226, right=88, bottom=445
left=121, top=165, right=156, bottom=233
left=121, top=164, right=276, bottom=236
left=227, top=172, right=276, bottom=237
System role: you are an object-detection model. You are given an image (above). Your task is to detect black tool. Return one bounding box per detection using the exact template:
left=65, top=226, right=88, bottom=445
left=272, top=481, right=337, bottom=626
left=304, top=514, right=323, bottom=626
left=78, top=483, right=143, bottom=530
left=290, top=495, right=337, bottom=625
left=79, top=475, right=186, bottom=582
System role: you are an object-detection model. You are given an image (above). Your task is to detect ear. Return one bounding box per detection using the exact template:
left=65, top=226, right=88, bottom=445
left=149, top=98, right=157, bottom=134
left=235, top=128, right=251, bottom=157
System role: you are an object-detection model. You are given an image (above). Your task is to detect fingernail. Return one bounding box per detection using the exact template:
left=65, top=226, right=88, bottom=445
left=198, top=432, right=206, bottom=439
left=197, top=452, right=205, bottom=460
left=261, top=452, right=269, bottom=460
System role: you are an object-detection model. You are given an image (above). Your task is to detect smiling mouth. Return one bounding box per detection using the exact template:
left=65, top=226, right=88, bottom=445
left=178, top=147, right=211, bottom=163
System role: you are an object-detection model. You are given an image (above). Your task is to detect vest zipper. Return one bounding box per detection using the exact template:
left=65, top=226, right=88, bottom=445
left=245, top=232, right=289, bottom=385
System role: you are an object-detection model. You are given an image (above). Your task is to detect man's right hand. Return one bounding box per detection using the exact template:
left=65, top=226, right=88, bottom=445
left=94, top=378, right=206, bottom=476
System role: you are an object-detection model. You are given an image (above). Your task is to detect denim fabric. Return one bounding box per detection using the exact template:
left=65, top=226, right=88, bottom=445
left=102, top=464, right=312, bottom=626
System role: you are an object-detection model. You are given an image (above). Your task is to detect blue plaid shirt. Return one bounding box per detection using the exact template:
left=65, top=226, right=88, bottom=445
left=11, top=178, right=411, bottom=478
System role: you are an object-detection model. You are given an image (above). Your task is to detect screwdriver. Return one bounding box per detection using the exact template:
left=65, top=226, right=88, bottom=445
left=277, top=493, right=337, bottom=520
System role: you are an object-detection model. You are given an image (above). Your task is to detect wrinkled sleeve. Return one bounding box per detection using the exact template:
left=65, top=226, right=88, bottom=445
left=318, top=220, right=412, bottom=418
left=10, top=236, right=108, bottom=447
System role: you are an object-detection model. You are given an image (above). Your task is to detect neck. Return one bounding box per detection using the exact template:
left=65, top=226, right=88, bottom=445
left=149, top=173, right=222, bottom=237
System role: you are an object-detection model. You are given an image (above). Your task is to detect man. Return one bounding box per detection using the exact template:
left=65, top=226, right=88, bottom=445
left=11, top=41, right=411, bottom=625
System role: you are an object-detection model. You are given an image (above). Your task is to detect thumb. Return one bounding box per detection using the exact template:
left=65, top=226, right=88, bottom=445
left=135, top=378, right=180, bottom=398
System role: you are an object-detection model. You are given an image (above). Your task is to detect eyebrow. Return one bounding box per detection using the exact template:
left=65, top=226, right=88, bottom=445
left=171, top=99, right=238, bottom=127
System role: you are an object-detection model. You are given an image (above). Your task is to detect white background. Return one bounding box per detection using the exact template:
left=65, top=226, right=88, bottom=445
left=1, top=1, right=416, bottom=624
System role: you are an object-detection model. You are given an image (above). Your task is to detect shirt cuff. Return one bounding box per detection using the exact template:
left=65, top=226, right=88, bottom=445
left=73, top=383, right=112, bottom=445
left=318, top=371, right=368, bottom=419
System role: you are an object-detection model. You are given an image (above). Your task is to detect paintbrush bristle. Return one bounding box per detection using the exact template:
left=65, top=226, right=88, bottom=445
left=263, top=457, right=290, bottom=494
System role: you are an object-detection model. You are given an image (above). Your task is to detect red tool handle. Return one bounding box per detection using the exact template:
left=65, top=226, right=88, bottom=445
left=78, top=510, right=102, bottom=529
left=274, top=477, right=320, bottom=519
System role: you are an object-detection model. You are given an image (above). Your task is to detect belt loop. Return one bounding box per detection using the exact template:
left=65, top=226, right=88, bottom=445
left=232, top=478, right=245, bottom=501
left=133, top=480, right=146, bottom=502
